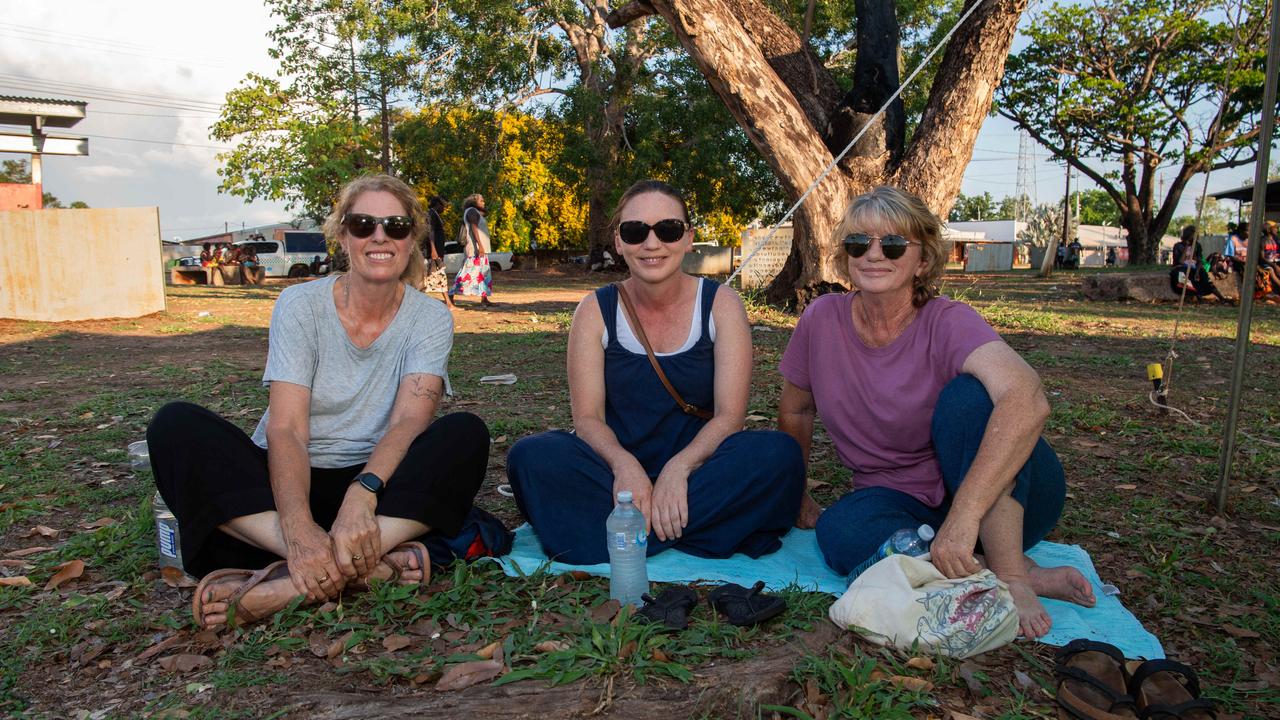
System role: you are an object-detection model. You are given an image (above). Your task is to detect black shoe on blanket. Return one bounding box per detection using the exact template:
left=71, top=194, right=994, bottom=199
left=708, top=581, right=787, bottom=627
left=636, top=586, right=699, bottom=630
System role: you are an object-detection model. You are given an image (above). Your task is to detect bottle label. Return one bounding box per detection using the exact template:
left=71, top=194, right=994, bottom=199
left=157, top=520, right=178, bottom=559
left=611, top=530, right=648, bottom=550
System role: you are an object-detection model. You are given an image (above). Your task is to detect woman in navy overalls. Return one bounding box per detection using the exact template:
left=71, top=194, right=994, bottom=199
left=507, top=180, right=804, bottom=564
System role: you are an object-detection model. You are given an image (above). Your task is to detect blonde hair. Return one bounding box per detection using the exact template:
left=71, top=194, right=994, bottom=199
left=322, top=174, right=426, bottom=289
left=831, top=186, right=946, bottom=307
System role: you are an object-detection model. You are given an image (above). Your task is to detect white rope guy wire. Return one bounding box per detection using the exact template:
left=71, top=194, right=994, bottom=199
left=727, top=0, right=991, bottom=286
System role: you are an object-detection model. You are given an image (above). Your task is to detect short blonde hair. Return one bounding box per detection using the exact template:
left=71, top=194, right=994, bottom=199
left=322, top=174, right=426, bottom=289
left=831, top=186, right=946, bottom=307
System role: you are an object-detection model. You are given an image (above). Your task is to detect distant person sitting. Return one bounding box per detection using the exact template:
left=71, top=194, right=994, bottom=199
left=1066, top=239, right=1083, bottom=269
left=1105, top=247, right=1117, bottom=267
left=200, top=243, right=216, bottom=268
left=1170, top=257, right=1228, bottom=305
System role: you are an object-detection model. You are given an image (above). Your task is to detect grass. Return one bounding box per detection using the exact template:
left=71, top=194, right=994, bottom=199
left=1, top=269, right=1278, bottom=718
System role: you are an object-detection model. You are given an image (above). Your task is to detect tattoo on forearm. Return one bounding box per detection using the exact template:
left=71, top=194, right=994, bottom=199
left=410, top=375, right=441, bottom=401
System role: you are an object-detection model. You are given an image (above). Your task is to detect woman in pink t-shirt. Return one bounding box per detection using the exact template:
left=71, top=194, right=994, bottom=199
left=778, top=186, right=1095, bottom=639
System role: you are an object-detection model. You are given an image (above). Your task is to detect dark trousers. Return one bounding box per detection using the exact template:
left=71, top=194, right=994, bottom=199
left=148, top=401, right=489, bottom=578
left=815, top=374, right=1066, bottom=576
left=506, top=430, right=805, bottom=565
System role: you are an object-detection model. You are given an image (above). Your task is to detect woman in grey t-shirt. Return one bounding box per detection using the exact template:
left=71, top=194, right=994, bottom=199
left=148, top=175, right=492, bottom=629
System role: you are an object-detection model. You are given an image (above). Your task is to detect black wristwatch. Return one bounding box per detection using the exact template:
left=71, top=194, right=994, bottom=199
left=353, top=472, right=385, bottom=496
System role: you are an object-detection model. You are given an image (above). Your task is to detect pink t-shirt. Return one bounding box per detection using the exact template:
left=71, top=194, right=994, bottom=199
left=779, top=293, right=1001, bottom=507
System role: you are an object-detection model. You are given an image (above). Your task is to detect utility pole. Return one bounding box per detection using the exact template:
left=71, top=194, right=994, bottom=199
left=1060, top=163, right=1072, bottom=253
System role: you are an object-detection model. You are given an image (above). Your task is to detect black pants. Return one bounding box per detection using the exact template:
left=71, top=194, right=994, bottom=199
left=148, top=401, right=489, bottom=578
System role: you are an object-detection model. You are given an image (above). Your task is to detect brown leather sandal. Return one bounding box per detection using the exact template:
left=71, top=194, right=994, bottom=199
left=1055, top=639, right=1139, bottom=720
left=1127, top=659, right=1217, bottom=719
left=191, top=559, right=291, bottom=629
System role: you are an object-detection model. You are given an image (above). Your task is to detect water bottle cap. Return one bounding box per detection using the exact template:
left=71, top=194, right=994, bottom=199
left=617, top=490, right=633, bottom=503
left=917, top=524, right=936, bottom=542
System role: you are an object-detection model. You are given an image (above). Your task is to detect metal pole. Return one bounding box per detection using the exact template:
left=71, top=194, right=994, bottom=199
left=1214, top=0, right=1280, bottom=514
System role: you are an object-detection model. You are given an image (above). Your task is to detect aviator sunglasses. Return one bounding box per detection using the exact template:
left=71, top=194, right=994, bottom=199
left=618, top=219, right=689, bottom=245
left=843, top=232, right=918, bottom=260
left=342, top=213, right=414, bottom=240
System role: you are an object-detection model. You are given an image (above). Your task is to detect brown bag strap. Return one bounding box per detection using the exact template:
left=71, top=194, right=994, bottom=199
left=613, top=282, right=713, bottom=420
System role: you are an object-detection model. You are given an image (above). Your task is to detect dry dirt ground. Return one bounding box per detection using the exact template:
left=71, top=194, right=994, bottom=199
left=1, top=266, right=1277, bottom=719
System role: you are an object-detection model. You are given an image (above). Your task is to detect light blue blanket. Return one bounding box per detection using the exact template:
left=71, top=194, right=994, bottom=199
left=497, top=524, right=1164, bottom=659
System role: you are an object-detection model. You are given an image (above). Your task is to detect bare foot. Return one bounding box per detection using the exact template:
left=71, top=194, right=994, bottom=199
left=361, top=545, right=426, bottom=585
left=1027, top=560, right=1096, bottom=608
left=1005, top=577, right=1053, bottom=639
left=198, top=574, right=302, bottom=627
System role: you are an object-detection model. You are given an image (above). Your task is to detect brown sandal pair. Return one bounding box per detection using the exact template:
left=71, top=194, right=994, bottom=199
left=1055, top=639, right=1217, bottom=720
left=191, top=542, right=431, bottom=629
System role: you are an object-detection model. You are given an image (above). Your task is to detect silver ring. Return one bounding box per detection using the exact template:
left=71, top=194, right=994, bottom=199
left=318, top=575, right=329, bottom=583
left=352, top=554, right=364, bottom=561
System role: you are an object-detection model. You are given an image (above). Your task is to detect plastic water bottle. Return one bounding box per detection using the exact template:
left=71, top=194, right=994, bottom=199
left=130, top=440, right=184, bottom=571
left=606, top=491, right=649, bottom=606
left=848, top=524, right=935, bottom=582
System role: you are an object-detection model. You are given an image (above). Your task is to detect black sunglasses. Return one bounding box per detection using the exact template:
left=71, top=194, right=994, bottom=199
left=618, top=219, right=688, bottom=245
left=342, top=213, right=414, bottom=240
left=843, top=232, right=918, bottom=260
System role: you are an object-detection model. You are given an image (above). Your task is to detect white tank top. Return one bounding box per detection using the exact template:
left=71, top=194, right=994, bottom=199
left=602, top=278, right=717, bottom=356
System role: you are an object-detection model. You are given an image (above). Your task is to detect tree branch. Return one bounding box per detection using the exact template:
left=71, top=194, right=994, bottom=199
left=606, top=1, right=656, bottom=27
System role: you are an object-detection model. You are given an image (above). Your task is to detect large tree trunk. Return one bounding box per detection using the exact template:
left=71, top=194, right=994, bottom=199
left=623, top=0, right=1027, bottom=306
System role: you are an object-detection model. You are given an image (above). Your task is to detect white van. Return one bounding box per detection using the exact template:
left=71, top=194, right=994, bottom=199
left=237, top=231, right=330, bottom=278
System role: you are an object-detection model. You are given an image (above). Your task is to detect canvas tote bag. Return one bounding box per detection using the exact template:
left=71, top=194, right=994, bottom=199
left=829, top=554, right=1018, bottom=659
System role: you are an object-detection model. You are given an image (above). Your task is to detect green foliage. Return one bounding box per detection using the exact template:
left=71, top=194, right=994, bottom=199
left=1171, top=195, right=1235, bottom=235
left=394, top=105, right=587, bottom=251
left=949, top=191, right=1000, bottom=222
left=211, top=0, right=424, bottom=220
left=1071, top=189, right=1120, bottom=227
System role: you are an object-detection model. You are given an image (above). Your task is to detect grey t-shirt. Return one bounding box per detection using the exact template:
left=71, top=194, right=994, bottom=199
left=250, top=275, right=453, bottom=468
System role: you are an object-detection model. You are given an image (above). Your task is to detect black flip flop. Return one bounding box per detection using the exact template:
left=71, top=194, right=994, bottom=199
left=707, top=581, right=786, bottom=627
left=636, top=586, right=699, bottom=630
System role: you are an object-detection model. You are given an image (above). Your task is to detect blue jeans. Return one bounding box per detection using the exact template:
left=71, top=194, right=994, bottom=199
left=507, top=430, right=805, bottom=565
left=815, top=374, right=1065, bottom=576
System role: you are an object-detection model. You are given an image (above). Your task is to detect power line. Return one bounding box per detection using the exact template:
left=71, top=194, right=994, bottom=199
left=0, top=72, right=225, bottom=111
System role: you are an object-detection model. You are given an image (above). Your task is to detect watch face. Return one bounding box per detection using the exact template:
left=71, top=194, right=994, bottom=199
left=358, top=473, right=382, bottom=493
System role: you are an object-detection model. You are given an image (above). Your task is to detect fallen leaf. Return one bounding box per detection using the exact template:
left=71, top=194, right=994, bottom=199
left=7, top=546, right=51, bottom=558
left=745, top=414, right=770, bottom=422
left=1224, top=625, right=1261, bottom=639
left=406, top=618, right=438, bottom=636
left=590, top=599, right=621, bottom=624
left=947, top=712, right=981, bottom=720
left=906, top=656, right=935, bottom=671
left=435, top=660, right=503, bottom=691
left=382, top=634, right=411, bottom=652
left=136, top=634, right=184, bottom=662
left=45, top=559, right=86, bottom=591
left=618, top=640, right=638, bottom=660
left=1115, top=484, right=1137, bottom=491
left=958, top=662, right=985, bottom=694
left=327, top=631, right=355, bottom=660
left=476, top=641, right=501, bottom=659
left=888, top=675, right=933, bottom=692
left=1013, top=669, right=1035, bottom=689
left=651, top=647, right=670, bottom=662
left=158, top=654, right=212, bottom=673
left=308, top=632, right=329, bottom=658
left=81, top=518, right=116, bottom=529
left=101, top=582, right=128, bottom=601
left=161, top=567, right=197, bottom=588
left=493, top=435, right=508, bottom=443
left=0, top=576, right=32, bottom=587
left=569, top=570, right=591, bottom=581
left=535, top=640, right=570, bottom=653
left=1240, top=485, right=1259, bottom=494
left=20, top=525, right=58, bottom=539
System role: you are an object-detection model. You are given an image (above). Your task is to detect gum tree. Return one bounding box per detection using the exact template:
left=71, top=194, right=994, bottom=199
left=996, top=0, right=1273, bottom=264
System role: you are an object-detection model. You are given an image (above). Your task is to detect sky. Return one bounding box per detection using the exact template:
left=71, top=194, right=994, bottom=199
left=0, top=2, right=1263, bottom=240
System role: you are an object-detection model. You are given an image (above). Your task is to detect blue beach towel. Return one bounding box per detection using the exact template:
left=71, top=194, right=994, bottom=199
left=497, top=524, right=1164, bottom=659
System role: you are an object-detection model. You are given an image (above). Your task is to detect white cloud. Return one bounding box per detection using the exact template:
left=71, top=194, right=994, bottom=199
left=78, top=164, right=136, bottom=179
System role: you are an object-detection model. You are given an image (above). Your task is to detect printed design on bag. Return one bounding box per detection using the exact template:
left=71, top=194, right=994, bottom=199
left=914, top=576, right=1013, bottom=656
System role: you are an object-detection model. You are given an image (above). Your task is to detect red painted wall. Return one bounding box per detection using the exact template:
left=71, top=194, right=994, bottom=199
left=0, top=183, right=42, bottom=210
